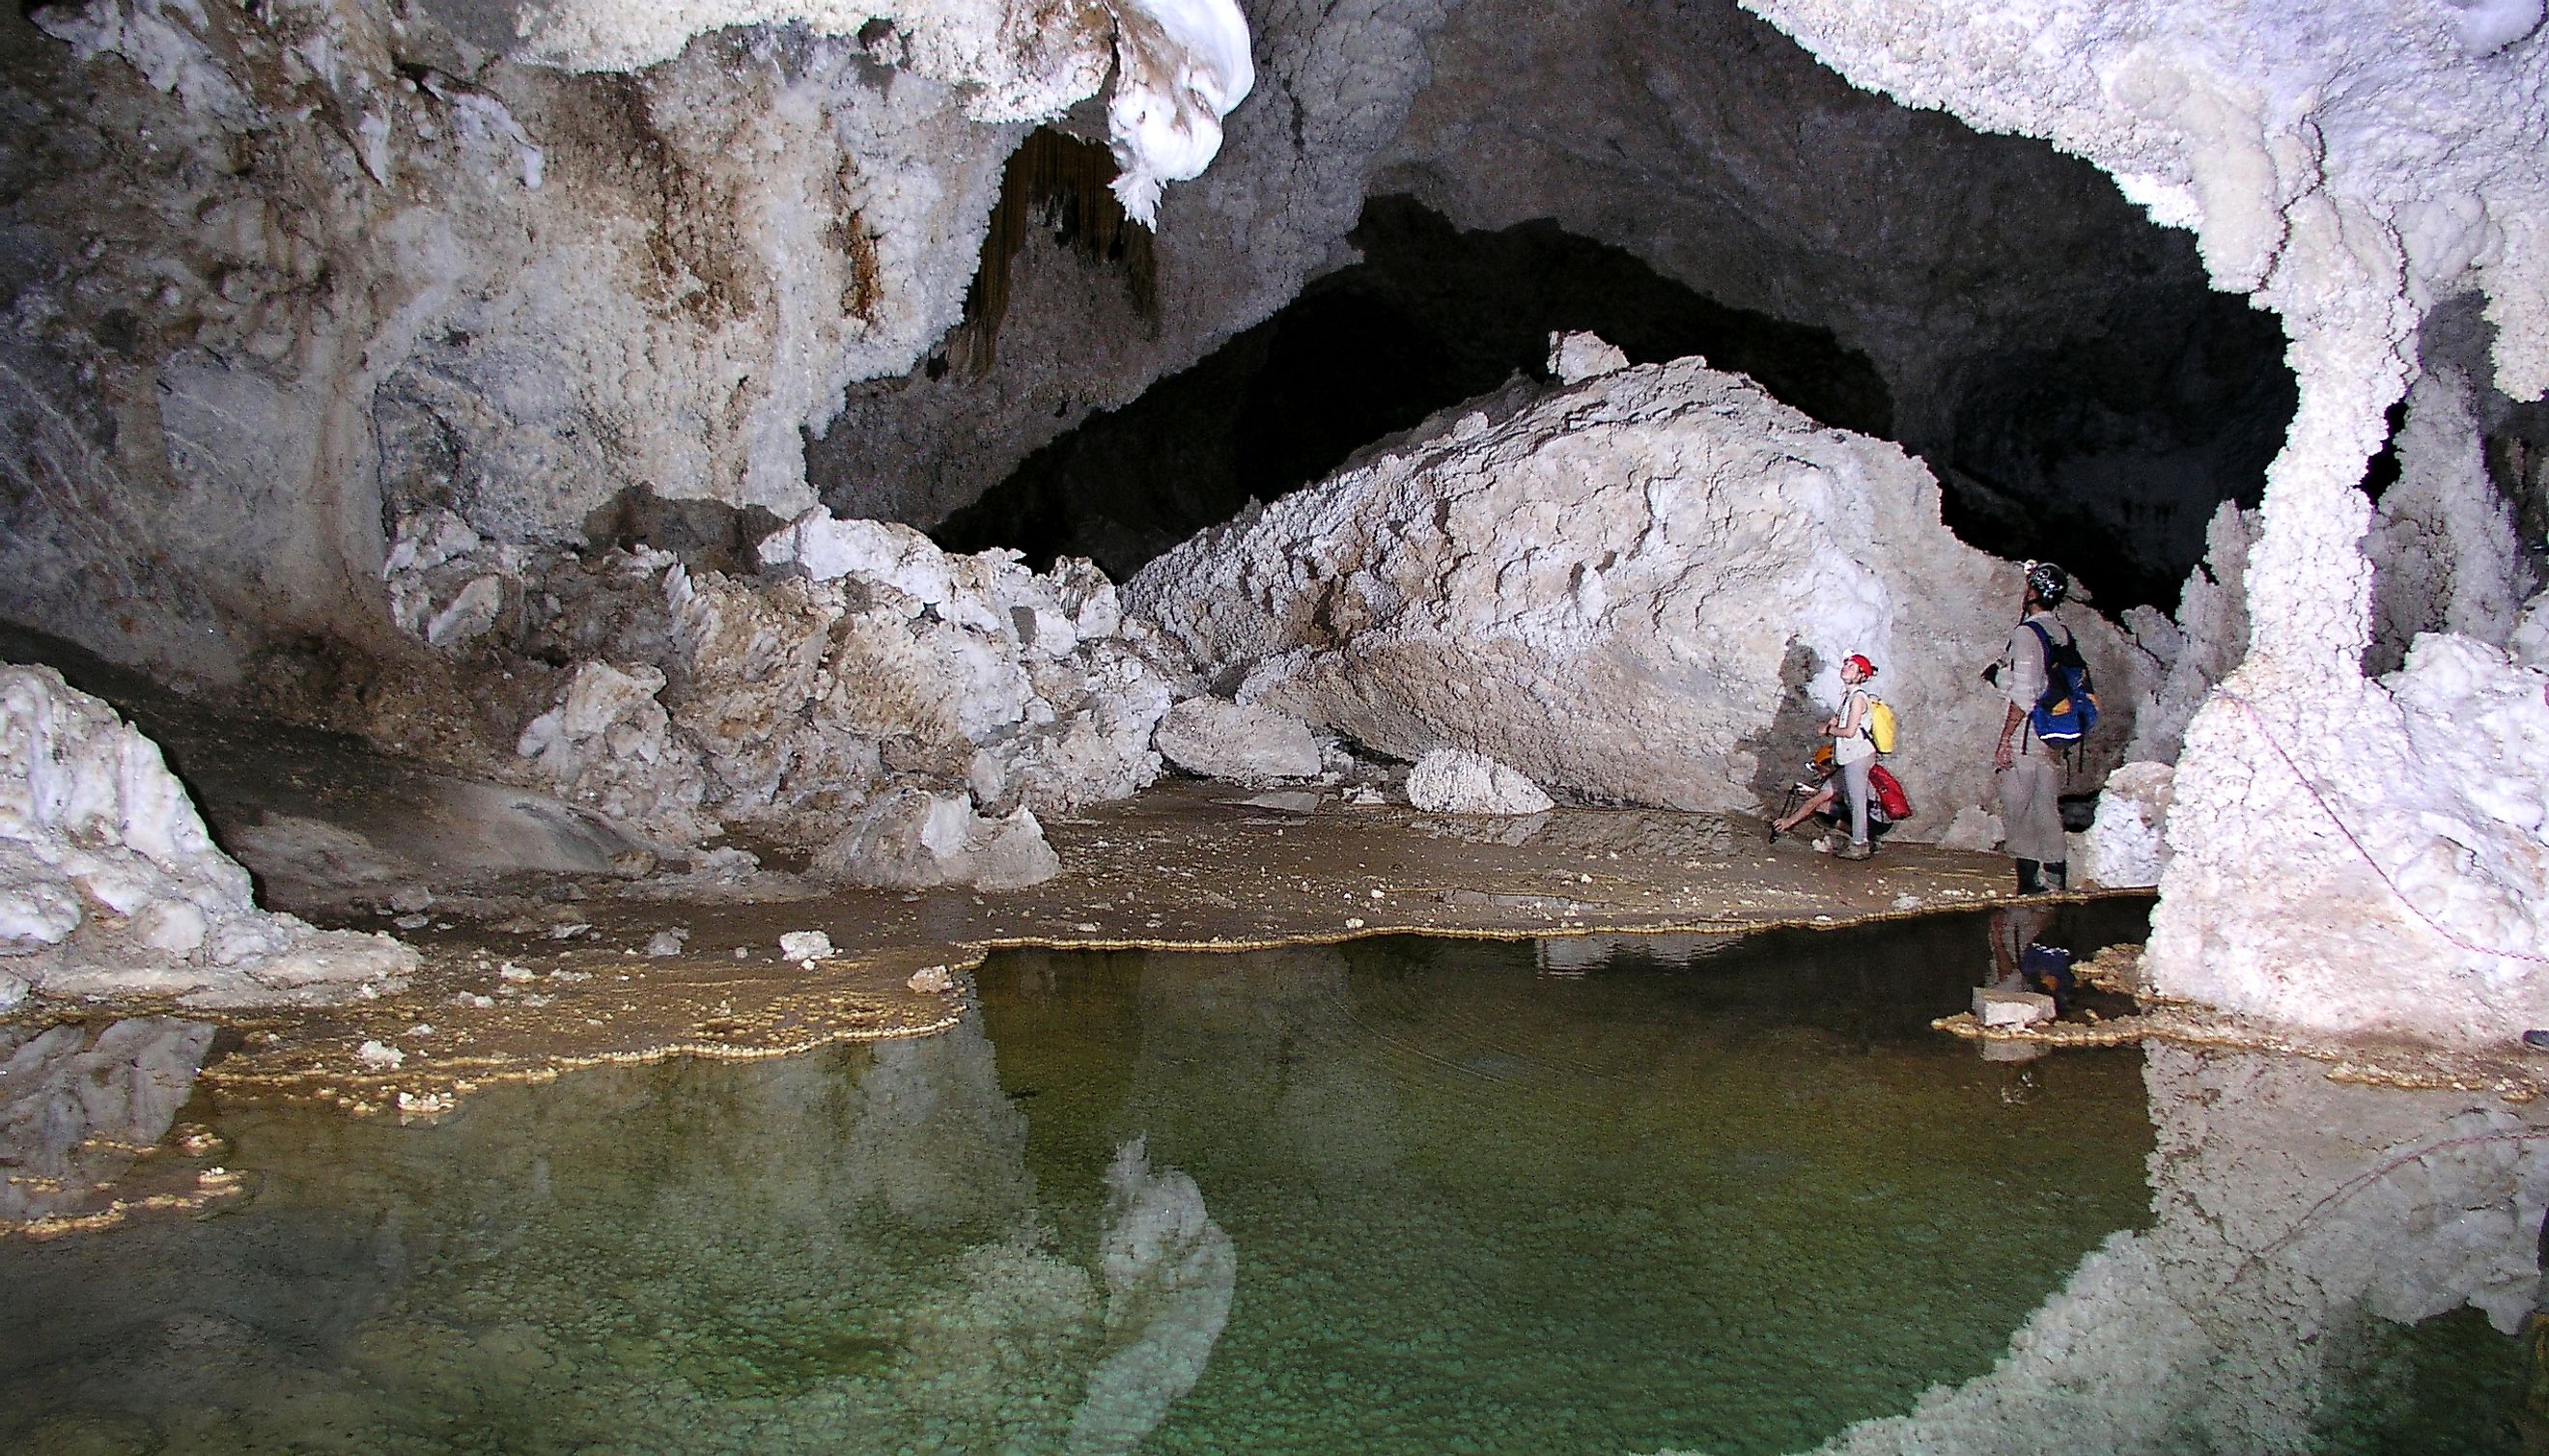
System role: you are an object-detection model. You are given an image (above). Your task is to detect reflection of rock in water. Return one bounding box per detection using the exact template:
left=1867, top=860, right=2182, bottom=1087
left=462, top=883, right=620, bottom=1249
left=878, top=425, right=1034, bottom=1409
left=0, top=1018, right=212, bottom=1223
left=1801, top=1046, right=2549, bottom=1455
left=1132, top=946, right=1407, bottom=1180
left=1538, top=933, right=1738, bottom=975
left=842, top=1018, right=1034, bottom=1227
left=1068, top=1136, right=1237, bottom=1455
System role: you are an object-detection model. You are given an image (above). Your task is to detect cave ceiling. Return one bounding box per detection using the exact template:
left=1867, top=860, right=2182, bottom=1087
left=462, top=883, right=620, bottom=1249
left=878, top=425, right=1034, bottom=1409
left=821, top=0, right=2296, bottom=609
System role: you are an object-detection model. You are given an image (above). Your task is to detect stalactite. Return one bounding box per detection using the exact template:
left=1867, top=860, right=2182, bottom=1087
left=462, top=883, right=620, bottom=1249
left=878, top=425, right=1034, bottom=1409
left=942, top=128, right=1158, bottom=378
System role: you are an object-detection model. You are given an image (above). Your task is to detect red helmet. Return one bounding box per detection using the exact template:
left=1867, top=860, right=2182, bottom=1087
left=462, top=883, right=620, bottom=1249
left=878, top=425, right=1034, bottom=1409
left=1843, top=654, right=1876, bottom=677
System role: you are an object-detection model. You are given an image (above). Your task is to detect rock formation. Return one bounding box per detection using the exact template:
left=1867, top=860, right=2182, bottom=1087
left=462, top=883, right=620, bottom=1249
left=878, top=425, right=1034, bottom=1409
left=0, top=0, right=1248, bottom=681
left=1727, top=0, right=2549, bottom=1045
left=380, top=507, right=1173, bottom=876
left=1126, top=356, right=2148, bottom=834
left=0, top=666, right=413, bottom=1008
left=1404, top=749, right=1555, bottom=817
left=811, top=788, right=1063, bottom=890
left=1369, top=0, right=2297, bottom=607
left=1798, top=1046, right=2549, bottom=1454
left=2367, top=364, right=2531, bottom=676
left=0, top=0, right=2541, bottom=1045
left=1150, top=697, right=1323, bottom=787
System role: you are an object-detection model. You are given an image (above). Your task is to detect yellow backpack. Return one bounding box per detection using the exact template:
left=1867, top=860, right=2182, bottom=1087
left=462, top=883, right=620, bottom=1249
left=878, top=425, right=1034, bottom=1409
left=1865, top=697, right=1897, bottom=755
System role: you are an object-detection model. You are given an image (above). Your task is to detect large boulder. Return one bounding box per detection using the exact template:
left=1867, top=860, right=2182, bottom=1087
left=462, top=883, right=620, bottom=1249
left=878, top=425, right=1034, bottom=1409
left=1405, top=748, right=1555, bottom=816
left=810, top=788, right=1062, bottom=890
left=495, top=511, right=1174, bottom=854
left=1152, top=697, right=1322, bottom=785
left=1125, top=357, right=2146, bottom=834
left=0, top=666, right=413, bottom=1007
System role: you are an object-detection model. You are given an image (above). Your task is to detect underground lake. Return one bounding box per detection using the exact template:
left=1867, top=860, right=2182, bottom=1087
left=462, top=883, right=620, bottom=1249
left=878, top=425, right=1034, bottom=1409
left=2, top=905, right=2538, bottom=1455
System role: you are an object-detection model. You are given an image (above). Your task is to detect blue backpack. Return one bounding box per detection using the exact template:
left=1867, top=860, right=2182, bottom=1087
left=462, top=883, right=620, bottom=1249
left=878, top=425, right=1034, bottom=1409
left=2020, top=942, right=2076, bottom=1009
left=2023, top=621, right=2099, bottom=744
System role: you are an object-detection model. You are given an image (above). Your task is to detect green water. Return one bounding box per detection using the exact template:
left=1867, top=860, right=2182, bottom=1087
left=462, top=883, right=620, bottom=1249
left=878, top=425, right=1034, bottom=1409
left=0, top=907, right=2531, bottom=1454
left=981, top=922, right=2156, bottom=1455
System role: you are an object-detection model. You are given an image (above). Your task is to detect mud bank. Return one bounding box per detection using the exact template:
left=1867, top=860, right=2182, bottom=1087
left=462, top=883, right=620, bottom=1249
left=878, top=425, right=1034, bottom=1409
left=1, top=775, right=2144, bottom=1147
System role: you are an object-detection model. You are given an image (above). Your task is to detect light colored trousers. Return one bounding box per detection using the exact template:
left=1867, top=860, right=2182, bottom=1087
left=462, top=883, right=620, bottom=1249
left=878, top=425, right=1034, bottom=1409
left=2000, top=753, right=2066, bottom=863
left=1837, top=755, right=1873, bottom=845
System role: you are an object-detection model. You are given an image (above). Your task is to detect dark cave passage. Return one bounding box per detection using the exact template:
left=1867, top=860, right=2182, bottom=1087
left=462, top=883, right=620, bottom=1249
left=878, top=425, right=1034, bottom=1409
left=930, top=197, right=1893, bottom=583
left=934, top=197, right=2294, bottom=610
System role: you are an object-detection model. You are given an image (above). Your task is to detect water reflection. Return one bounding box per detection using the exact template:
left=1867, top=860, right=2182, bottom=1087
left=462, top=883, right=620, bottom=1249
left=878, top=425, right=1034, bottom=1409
left=989, top=929, right=2159, bottom=1453
left=0, top=920, right=2535, bottom=1453
left=0, top=1013, right=1230, bottom=1455
left=0, top=1017, right=215, bottom=1223
left=1071, top=1139, right=1237, bottom=1455
left=1538, top=932, right=1738, bottom=975
left=1803, top=1044, right=2549, bottom=1455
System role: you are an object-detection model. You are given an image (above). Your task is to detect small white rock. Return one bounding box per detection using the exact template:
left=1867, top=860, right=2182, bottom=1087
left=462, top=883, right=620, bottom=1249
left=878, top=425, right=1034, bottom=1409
left=1975, top=988, right=2057, bottom=1028
left=644, top=930, right=686, bottom=957
left=356, top=1040, right=406, bottom=1071
left=779, top=930, right=834, bottom=962
left=908, top=965, right=955, bottom=994
left=1406, top=747, right=1555, bottom=816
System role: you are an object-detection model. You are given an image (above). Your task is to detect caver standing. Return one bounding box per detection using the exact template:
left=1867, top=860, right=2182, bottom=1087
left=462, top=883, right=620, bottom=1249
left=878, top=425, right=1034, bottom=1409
left=1818, top=653, right=1881, bottom=861
left=1990, top=562, right=2073, bottom=894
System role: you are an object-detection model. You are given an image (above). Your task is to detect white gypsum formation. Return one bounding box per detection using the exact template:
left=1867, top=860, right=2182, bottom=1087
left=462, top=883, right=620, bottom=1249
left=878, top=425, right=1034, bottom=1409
left=1740, top=0, right=2549, bottom=1043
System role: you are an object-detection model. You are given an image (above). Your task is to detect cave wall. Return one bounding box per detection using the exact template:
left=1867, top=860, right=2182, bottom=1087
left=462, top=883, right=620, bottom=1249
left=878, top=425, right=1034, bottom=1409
left=0, top=0, right=1200, bottom=682
left=1737, top=0, right=2549, bottom=1043
left=803, top=0, right=1454, bottom=529
left=931, top=196, right=1895, bottom=580
left=820, top=0, right=2297, bottom=610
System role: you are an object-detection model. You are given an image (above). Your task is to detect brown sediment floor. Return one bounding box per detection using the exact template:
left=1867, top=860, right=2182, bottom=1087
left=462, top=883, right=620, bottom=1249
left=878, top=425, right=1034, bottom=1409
left=8, top=777, right=2133, bottom=1121
left=0, top=623, right=2133, bottom=1134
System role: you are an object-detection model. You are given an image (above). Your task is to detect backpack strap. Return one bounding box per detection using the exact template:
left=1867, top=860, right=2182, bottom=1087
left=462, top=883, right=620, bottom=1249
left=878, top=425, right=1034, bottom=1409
left=2021, top=620, right=2075, bottom=710
left=2022, top=618, right=2058, bottom=669
left=2022, top=619, right=2087, bottom=770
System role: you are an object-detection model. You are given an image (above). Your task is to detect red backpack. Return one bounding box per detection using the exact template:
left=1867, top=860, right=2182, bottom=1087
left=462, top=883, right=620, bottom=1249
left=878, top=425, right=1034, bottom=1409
left=1868, top=764, right=1914, bottom=822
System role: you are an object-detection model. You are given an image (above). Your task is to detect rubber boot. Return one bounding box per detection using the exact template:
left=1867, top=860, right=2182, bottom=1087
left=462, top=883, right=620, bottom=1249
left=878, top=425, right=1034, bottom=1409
left=2044, top=861, right=2069, bottom=892
left=2015, top=858, right=2044, bottom=895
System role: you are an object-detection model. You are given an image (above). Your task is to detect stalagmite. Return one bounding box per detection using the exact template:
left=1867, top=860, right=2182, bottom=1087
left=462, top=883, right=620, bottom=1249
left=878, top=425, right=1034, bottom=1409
left=2367, top=364, right=2529, bottom=676
left=1740, top=0, right=2549, bottom=1044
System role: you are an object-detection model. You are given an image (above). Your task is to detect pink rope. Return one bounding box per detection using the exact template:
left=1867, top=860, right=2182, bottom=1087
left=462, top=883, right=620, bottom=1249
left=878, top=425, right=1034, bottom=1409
left=2214, top=687, right=2549, bottom=966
